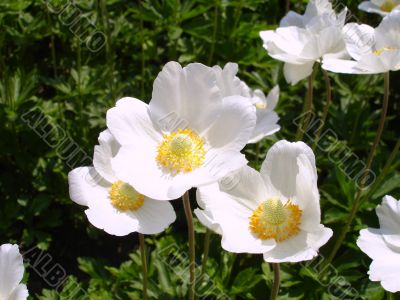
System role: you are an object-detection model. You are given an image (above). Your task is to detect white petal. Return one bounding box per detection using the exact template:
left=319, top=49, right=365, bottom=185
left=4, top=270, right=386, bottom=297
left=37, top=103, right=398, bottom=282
left=93, top=129, right=119, bottom=183
left=357, top=228, right=397, bottom=259
left=8, top=284, right=28, bottom=300
left=132, top=198, right=176, bottom=234
left=150, top=62, right=221, bottom=134
left=375, top=10, right=400, bottom=48
left=0, top=244, right=25, bottom=300
left=205, top=95, right=256, bottom=151
left=213, top=62, right=247, bottom=97
left=68, top=167, right=109, bottom=207
left=248, top=110, right=280, bottom=144
left=194, top=208, right=223, bottom=235
left=322, top=58, right=374, bottom=74
left=106, top=97, right=162, bottom=147
left=196, top=184, right=275, bottom=253
left=358, top=1, right=389, bottom=16
left=265, top=85, right=280, bottom=111
left=263, top=226, right=332, bottom=263
left=376, top=195, right=400, bottom=248
left=342, top=23, right=375, bottom=60
left=218, top=166, right=268, bottom=206
left=304, top=0, right=334, bottom=20
left=369, top=258, right=400, bottom=292
left=280, top=11, right=304, bottom=27
left=260, top=140, right=316, bottom=199
left=168, top=150, right=248, bottom=199
left=112, top=145, right=175, bottom=200
left=284, top=61, right=315, bottom=85
left=296, top=154, right=321, bottom=231
left=85, top=198, right=140, bottom=236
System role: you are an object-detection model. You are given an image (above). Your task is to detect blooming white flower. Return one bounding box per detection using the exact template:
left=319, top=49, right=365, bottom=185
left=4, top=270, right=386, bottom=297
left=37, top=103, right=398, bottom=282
left=212, top=63, right=280, bottom=143
left=68, top=129, right=176, bottom=236
left=323, top=10, right=400, bottom=74
left=108, top=62, right=256, bottom=200
left=0, top=244, right=28, bottom=300
left=195, top=140, right=332, bottom=262
left=359, top=0, right=400, bottom=16
left=357, top=195, right=400, bottom=293
left=260, top=0, right=347, bottom=84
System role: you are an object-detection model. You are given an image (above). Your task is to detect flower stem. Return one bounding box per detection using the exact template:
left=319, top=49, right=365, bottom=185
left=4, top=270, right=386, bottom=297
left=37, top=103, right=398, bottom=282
left=139, top=233, right=148, bottom=300
left=201, top=229, right=211, bottom=275
left=270, top=263, right=280, bottom=300
left=323, top=71, right=390, bottom=270
left=295, top=65, right=317, bottom=141
left=312, top=69, right=332, bottom=152
left=183, top=191, right=195, bottom=300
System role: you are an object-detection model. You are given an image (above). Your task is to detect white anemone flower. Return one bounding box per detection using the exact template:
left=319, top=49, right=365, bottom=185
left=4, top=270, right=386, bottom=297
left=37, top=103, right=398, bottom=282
left=357, top=195, right=400, bottom=293
left=359, top=0, right=400, bottom=16
left=68, top=129, right=176, bottom=236
left=108, top=62, right=256, bottom=200
left=212, top=62, right=280, bottom=143
left=323, top=10, right=400, bottom=74
left=0, top=244, right=28, bottom=300
left=260, top=0, right=348, bottom=85
left=195, top=140, right=332, bottom=262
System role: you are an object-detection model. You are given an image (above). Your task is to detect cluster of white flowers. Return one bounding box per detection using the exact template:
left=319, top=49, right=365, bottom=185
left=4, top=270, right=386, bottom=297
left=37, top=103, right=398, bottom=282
left=1, top=1, right=398, bottom=298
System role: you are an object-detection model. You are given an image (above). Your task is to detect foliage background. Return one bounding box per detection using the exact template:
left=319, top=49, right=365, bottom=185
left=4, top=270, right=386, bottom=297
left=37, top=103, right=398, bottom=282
left=0, top=0, right=399, bottom=299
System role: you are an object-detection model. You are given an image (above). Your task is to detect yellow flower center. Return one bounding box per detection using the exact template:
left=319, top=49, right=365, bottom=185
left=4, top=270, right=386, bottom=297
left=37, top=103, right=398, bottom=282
left=255, top=102, right=267, bottom=109
left=156, top=128, right=206, bottom=173
left=109, top=181, right=145, bottom=211
left=380, top=0, right=397, bottom=12
left=373, top=47, right=399, bottom=55
left=249, top=198, right=302, bottom=242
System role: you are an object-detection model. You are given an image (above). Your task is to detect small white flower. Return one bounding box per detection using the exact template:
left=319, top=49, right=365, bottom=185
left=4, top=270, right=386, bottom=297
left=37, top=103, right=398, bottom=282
left=195, top=140, right=332, bottom=262
left=323, top=10, right=400, bottom=74
left=357, top=195, right=400, bottom=293
left=359, top=0, right=400, bottom=16
left=212, top=63, right=280, bottom=143
left=0, top=244, right=28, bottom=300
left=68, top=130, right=176, bottom=236
left=108, top=62, right=256, bottom=200
left=260, top=0, right=348, bottom=84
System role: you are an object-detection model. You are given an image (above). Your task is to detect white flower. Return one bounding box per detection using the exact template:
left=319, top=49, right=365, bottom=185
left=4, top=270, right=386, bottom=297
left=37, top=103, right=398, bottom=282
left=68, top=129, right=176, bottom=236
left=0, top=244, right=28, bottom=300
left=212, top=63, right=280, bottom=143
left=195, top=140, right=332, bottom=262
left=359, top=0, right=400, bottom=16
left=260, top=0, right=347, bottom=84
left=357, top=195, right=400, bottom=293
left=108, top=62, right=256, bottom=200
left=323, top=10, right=400, bottom=74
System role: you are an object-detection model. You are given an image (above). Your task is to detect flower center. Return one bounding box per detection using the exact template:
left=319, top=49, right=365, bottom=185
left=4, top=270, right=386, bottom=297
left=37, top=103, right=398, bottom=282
left=109, top=181, right=145, bottom=211
left=249, top=198, right=302, bottom=242
left=373, top=46, right=399, bottom=55
left=156, top=128, right=206, bottom=173
left=380, top=0, right=397, bottom=12
left=255, top=102, right=267, bottom=109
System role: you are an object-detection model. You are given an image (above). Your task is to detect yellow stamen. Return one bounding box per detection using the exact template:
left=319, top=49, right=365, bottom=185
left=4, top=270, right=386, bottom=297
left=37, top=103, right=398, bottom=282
left=380, top=0, right=397, bottom=12
left=249, top=198, right=302, bottom=242
left=255, top=102, right=267, bottom=110
left=156, top=128, right=206, bottom=173
left=109, top=181, right=145, bottom=211
left=373, top=47, right=399, bottom=55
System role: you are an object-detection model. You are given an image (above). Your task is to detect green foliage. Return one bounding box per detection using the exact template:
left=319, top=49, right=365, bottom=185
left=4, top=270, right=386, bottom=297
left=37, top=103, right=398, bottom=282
left=0, top=0, right=399, bottom=299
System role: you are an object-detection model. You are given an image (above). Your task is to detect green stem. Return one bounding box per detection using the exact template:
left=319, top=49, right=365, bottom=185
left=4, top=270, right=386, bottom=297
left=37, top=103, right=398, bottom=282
left=323, top=71, right=390, bottom=270
left=201, top=229, right=211, bottom=275
left=270, top=263, right=280, bottom=300
left=312, top=69, right=332, bottom=152
left=207, top=1, right=219, bottom=65
left=139, top=234, right=148, bottom=300
left=183, top=191, right=195, bottom=300
left=295, top=66, right=317, bottom=141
